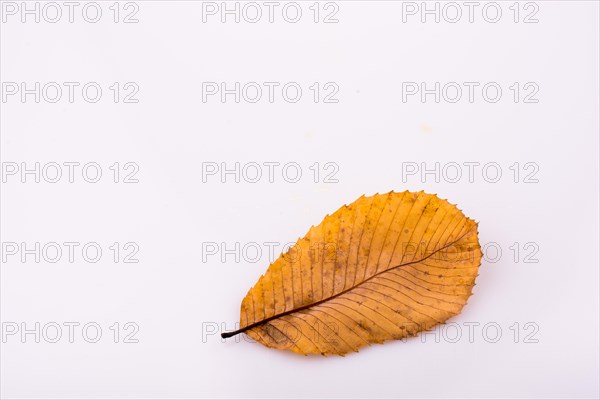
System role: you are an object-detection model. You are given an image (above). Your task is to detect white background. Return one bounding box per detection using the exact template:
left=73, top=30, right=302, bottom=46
left=1, top=1, right=599, bottom=399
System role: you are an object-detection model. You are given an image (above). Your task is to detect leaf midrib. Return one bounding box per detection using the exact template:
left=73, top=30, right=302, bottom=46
left=221, top=224, right=476, bottom=339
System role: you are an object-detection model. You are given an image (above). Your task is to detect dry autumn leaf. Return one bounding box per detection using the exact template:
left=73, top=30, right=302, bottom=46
left=222, top=191, right=482, bottom=356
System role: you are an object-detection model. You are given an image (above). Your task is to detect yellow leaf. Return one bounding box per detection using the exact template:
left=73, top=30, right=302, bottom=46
left=222, top=191, right=482, bottom=356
